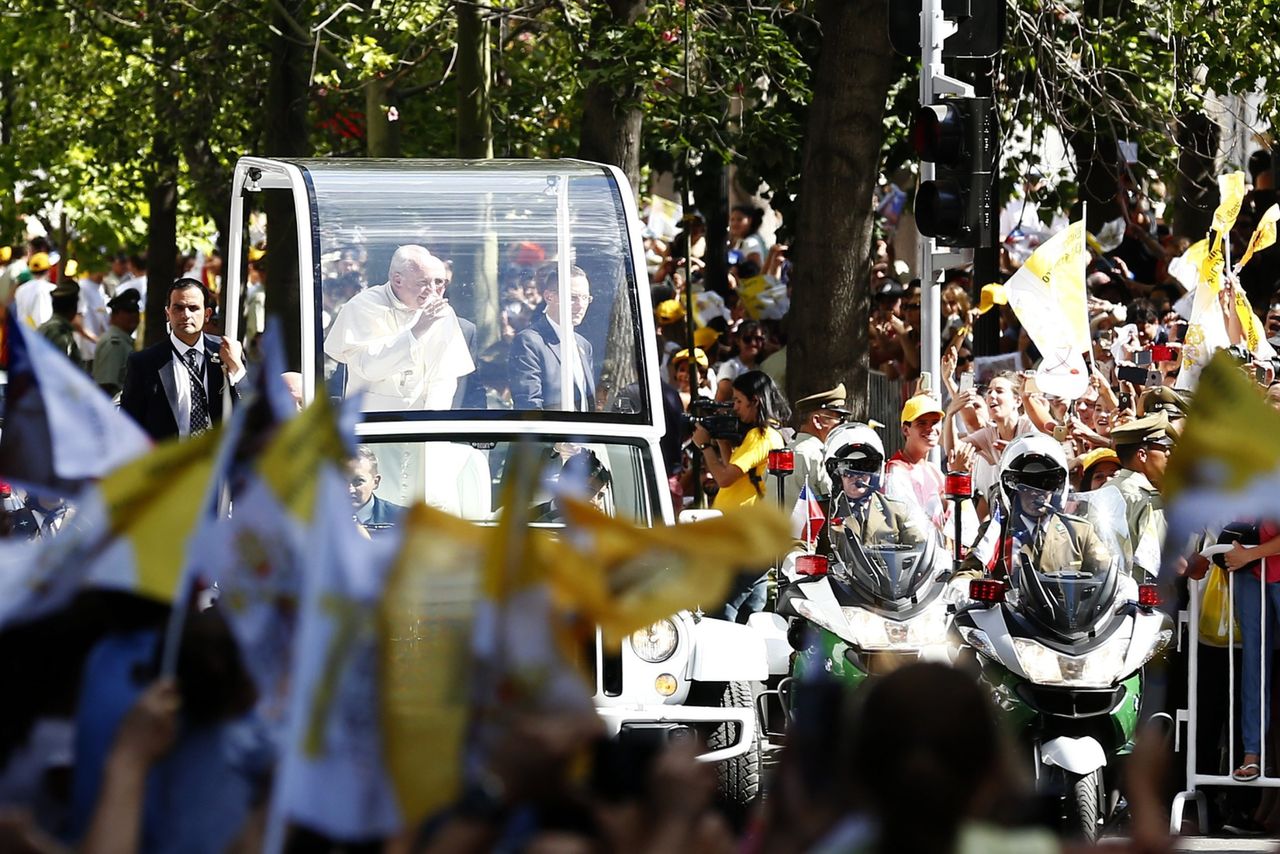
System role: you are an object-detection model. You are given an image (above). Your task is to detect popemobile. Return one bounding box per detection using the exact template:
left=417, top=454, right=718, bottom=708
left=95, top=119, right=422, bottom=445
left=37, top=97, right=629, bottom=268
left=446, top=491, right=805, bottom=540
left=220, top=157, right=773, bottom=809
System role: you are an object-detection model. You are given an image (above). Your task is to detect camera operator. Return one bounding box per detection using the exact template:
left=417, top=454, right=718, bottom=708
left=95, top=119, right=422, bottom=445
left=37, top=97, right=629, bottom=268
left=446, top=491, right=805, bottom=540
left=691, top=370, right=791, bottom=511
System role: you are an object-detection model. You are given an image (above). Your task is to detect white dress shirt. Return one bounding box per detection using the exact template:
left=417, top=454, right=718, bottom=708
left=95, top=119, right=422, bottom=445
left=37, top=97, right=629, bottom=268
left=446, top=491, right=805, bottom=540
left=169, top=332, right=245, bottom=437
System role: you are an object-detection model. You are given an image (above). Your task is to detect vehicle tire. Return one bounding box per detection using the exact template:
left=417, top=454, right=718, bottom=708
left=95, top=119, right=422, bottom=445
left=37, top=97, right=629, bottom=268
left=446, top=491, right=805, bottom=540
left=709, top=681, right=762, bottom=815
left=1066, top=769, right=1102, bottom=842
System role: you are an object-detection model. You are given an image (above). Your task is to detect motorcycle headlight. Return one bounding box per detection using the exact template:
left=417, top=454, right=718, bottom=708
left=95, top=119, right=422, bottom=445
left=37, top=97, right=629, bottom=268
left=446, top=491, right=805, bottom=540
left=630, top=619, right=678, bottom=663
left=841, top=607, right=949, bottom=650
left=1011, top=635, right=1130, bottom=688
left=1138, top=628, right=1174, bottom=669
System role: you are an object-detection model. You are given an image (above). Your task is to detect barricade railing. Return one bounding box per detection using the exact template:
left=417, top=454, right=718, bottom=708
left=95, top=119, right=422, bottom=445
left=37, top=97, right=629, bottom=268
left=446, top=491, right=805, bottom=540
left=1171, top=565, right=1279, bottom=834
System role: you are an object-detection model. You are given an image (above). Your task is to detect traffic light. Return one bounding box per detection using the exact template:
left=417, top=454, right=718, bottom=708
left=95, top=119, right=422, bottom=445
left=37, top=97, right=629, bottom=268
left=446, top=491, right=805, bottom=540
left=912, top=96, right=995, bottom=248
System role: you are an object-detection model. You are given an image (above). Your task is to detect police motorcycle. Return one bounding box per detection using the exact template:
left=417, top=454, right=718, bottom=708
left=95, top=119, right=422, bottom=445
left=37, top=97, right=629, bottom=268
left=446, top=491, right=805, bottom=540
left=767, top=424, right=967, bottom=695
left=951, top=435, right=1172, bottom=841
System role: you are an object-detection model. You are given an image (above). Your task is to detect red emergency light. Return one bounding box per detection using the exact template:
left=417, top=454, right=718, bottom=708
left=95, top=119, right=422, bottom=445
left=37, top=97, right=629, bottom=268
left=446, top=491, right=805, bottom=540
left=795, top=555, right=829, bottom=576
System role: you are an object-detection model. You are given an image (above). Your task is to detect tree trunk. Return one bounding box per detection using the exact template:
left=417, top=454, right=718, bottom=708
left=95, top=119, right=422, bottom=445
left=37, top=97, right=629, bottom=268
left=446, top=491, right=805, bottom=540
left=365, top=75, right=402, bottom=157
left=456, top=2, right=493, bottom=159
left=576, top=0, right=646, bottom=194
left=1066, top=133, right=1125, bottom=232
left=692, top=159, right=730, bottom=296
left=144, top=13, right=180, bottom=348
left=264, top=0, right=311, bottom=370
left=1171, top=110, right=1219, bottom=240
left=786, top=0, right=895, bottom=421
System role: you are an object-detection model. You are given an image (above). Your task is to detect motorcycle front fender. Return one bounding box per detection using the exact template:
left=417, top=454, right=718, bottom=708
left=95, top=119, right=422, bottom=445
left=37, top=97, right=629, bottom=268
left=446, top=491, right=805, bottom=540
left=1041, top=735, right=1107, bottom=776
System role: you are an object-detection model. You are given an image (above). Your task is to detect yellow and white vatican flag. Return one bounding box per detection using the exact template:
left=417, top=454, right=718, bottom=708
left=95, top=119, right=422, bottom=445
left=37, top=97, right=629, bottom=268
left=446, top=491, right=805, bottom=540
left=267, top=467, right=406, bottom=846
left=1177, top=173, right=1256, bottom=389
left=1236, top=204, right=1280, bottom=274
left=1004, top=219, right=1090, bottom=399
left=549, top=498, right=793, bottom=642
left=0, top=429, right=221, bottom=631
left=1162, top=350, right=1280, bottom=577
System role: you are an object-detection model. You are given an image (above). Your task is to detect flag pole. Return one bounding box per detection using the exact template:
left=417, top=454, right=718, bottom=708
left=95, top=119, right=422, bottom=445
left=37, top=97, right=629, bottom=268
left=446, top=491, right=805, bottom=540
left=158, top=391, right=251, bottom=677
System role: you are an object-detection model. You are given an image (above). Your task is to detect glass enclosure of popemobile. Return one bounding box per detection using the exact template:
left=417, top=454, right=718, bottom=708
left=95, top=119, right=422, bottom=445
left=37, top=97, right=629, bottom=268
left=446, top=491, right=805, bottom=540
left=222, top=158, right=669, bottom=524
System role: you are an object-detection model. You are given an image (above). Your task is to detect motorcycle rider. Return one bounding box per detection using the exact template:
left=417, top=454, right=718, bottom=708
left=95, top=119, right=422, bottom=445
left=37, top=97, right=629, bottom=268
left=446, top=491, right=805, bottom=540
left=964, top=434, right=1112, bottom=579
left=823, top=423, right=926, bottom=550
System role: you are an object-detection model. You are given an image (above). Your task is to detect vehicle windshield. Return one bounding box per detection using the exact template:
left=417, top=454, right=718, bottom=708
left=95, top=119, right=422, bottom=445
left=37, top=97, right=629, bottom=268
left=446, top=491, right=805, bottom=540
left=828, top=489, right=941, bottom=604
left=297, top=161, right=648, bottom=423
left=344, top=436, right=658, bottom=528
left=1007, top=487, right=1129, bottom=638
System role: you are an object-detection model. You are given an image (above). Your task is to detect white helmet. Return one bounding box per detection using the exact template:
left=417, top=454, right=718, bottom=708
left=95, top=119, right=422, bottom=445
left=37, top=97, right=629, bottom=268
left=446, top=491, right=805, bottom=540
left=997, top=432, right=1070, bottom=513
left=823, top=423, right=886, bottom=488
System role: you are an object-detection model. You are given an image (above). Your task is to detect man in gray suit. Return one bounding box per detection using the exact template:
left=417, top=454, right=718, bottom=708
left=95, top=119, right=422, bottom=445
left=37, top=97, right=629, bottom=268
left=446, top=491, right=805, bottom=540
left=509, top=265, right=595, bottom=411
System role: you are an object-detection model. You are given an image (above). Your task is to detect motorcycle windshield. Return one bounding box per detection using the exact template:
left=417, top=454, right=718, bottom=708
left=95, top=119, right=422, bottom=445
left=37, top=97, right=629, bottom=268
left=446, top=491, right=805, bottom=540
left=1008, top=490, right=1126, bottom=637
left=830, top=492, right=941, bottom=603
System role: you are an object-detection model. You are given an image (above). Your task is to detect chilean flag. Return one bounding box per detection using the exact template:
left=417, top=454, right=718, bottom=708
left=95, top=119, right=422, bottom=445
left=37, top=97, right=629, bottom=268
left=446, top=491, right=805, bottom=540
left=790, top=485, right=826, bottom=544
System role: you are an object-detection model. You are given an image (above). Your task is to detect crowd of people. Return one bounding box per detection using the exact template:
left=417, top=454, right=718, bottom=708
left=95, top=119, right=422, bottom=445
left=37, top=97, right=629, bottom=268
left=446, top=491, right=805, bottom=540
left=2, top=148, right=1280, bottom=852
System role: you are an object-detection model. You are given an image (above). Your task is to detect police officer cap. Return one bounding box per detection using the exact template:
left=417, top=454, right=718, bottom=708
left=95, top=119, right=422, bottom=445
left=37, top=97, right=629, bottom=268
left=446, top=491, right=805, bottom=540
left=1139, top=386, right=1188, bottom=419
left=1111, top=411, right=1175, bottom=447
left=108, top=288, right=142, bottom=311
left=51, top=281, right=79, bottom=300
left=795, top=382, right=850, bottom=416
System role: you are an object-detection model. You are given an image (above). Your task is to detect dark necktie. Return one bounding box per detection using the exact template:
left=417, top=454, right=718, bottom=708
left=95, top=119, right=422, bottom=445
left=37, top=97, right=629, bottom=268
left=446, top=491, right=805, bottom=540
left=182, top=348, right=211, bottom=434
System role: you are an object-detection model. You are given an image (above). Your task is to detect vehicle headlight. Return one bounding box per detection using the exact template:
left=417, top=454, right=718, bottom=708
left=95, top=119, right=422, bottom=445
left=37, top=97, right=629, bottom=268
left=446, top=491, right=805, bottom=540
left=1139, top=628, right=1174, bottom=669
left=1011, top=635, right=1130, bottom=688
left=630, top=619, right=678, bottom=663
left=841, top=607, right=949, bottom=650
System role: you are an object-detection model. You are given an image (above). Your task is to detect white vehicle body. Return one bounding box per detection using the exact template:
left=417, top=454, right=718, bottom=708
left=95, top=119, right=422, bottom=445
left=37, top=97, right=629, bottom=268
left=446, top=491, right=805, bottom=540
left=222, top=157, right=765, bottom=761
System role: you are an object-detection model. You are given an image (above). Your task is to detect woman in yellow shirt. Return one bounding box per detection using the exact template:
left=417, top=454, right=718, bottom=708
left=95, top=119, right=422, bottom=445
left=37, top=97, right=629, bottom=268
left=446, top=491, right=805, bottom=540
left=692, top=370, right=790, bottom=510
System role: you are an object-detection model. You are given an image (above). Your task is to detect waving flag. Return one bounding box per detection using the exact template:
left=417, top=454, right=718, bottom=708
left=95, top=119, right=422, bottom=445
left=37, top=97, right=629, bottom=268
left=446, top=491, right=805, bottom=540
left=1162, top=350, right=1280, bottom=579
left=0, top=429, right=221, bottom=631
left=1004, top=220, right=1090, bottom=399
left=268, top=469, right=405, bottom=844
left=790, top=484, right=826, bottom=544
left=0, top=311, right=150, bottom=494
left=1236, top=204, right=1280, bottom=273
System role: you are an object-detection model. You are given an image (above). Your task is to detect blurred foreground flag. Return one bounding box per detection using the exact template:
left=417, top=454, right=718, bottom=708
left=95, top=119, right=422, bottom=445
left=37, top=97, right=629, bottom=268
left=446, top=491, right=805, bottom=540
left=270, top=468, right=404, bottom=842
left=554, top=500, right=792, bottom=642
left=1004, top=220, right=1090, bottom=399
left=0, top=430, right=220, bottom=630
left=0, top=310, right=150, bottom=494
left=1162, top=351, right=1280, bottom=576
left=196, top=390, right=351, bottom=724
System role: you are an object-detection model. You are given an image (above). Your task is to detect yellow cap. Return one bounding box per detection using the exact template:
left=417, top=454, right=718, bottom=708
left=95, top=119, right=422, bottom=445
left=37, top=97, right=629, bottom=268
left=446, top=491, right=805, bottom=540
left=248, top=245, right=267, bottom=263
left=900, top=394, right=945, bottom=424
left=1077, top=447, right=1119, bottom=472
left=0, top=246, right=11, bottom=263
left=655, top=299, right=685, bottom=326
left=693, top=326, right=720, bottom=349
left=27, top=252, right=51, bottom=273
left=64, top=259, right=79, bottom=278
left=976, top=283, right=1008, bottom=315
left=671, top=347, right=709, bottom=369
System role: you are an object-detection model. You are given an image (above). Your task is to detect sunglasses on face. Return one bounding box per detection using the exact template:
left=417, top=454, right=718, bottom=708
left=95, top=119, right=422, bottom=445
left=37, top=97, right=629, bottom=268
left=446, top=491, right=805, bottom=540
left=956, top=354, right=974, bottom=365
left=741, top=335, right=764, bottom=344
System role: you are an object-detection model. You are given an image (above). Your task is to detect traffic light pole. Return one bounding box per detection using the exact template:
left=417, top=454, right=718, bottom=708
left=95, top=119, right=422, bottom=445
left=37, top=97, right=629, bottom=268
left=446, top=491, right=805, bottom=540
left=917, top=0, right=973, bottom=403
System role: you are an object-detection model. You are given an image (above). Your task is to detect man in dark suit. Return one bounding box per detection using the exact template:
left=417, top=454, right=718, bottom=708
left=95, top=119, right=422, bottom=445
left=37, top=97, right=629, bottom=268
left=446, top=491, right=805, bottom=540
left=509, top=265, right=595, bottom=411
left=348, top=445, right=405, bottom=529
left=120, top=278, right=244, bottom=441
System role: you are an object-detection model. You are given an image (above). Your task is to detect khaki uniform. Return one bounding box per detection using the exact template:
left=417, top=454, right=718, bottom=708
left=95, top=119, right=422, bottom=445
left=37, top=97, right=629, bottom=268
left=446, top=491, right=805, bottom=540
left=36, top=315, right=82, bottom=369
left=1011, top=511, right=1113, bottom=577
left=1110, top=468, right=1165, bottom=578
left=782, top=430, right=830, bottom=508
left=830, top=492, right=927, bottom=549
left=93, top=324, right=135, bottom=394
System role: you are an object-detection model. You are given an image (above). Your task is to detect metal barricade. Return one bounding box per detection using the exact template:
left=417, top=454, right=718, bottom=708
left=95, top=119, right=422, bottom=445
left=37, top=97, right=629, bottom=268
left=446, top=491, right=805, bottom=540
left=1171, top=566, right=1280, bottom=833
left=867, top=370, right=905, bottom=456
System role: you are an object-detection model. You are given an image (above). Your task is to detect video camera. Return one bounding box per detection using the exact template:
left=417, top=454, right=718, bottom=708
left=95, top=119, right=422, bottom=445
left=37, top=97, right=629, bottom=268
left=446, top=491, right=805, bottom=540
left=686, top=399, right=747, bottom=443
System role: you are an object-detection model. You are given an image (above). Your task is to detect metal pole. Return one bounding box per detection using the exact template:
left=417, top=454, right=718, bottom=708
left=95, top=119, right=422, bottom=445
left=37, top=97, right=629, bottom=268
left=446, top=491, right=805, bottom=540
left=918, top=0, right=942, bottom=403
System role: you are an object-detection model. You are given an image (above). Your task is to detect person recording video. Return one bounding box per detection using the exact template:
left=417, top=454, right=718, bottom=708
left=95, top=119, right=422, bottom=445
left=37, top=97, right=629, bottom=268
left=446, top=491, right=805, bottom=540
left=691, top=370, right=790, bottom=511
